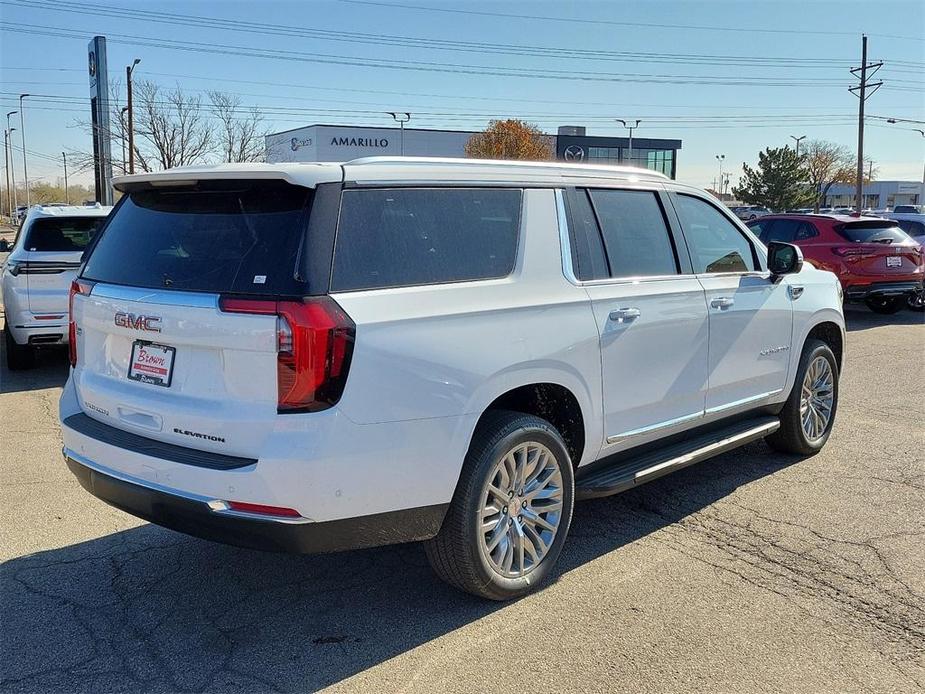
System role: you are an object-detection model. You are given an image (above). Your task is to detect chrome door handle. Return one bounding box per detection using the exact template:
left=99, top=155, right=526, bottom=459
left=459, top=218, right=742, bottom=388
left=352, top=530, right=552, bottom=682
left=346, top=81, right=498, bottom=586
left=710, top=296, right=735, bottom=310
left=609, top=307, right=641, bottom=323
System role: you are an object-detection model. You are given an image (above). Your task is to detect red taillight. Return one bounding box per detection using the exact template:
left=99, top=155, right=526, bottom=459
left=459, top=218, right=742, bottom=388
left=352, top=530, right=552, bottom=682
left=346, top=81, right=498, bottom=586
left=219, top=296, right=355, bottom=413
left=226, top=501, right=302, bottom=518
left=68, top=279, right=95, bottom=367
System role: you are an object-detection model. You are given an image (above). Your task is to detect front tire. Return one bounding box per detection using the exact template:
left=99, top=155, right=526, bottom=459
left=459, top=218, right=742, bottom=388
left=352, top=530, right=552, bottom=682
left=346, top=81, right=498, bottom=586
left=865, top=296, right=904, bottom=314
left=425, top=410, right=575, bottom=600
left=766, top=339, right=838, bottom=456
left=4, top=327, right=36, bottom=370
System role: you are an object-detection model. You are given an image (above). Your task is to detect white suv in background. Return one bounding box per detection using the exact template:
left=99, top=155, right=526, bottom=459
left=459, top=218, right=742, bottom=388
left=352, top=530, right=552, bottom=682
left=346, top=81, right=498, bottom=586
left=2, top=204, right=112, bottom=369
left=60, top=158, right=844, bottom=600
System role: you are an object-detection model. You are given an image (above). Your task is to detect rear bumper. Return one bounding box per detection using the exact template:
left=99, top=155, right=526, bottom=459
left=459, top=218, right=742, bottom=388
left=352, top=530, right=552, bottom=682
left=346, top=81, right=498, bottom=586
left=844, top=280, right=923, bottom=301
left=64, top=448, right=447, bottom=554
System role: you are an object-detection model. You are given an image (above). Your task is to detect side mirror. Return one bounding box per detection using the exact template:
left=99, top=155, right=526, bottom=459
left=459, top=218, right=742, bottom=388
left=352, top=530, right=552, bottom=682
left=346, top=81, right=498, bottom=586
left=767, top=241, right=803, bottom=278
left=0, top=239, right=10, bottom=253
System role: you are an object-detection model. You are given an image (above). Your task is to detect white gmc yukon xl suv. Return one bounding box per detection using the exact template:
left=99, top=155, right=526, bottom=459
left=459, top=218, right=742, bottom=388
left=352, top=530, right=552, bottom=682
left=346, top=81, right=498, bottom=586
left=60, top=158, right=844, bottom=600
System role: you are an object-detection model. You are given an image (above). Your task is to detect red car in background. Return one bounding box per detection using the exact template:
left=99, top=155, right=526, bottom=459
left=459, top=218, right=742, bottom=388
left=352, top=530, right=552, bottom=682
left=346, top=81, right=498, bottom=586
left=747, top=214, right=925, bottom=314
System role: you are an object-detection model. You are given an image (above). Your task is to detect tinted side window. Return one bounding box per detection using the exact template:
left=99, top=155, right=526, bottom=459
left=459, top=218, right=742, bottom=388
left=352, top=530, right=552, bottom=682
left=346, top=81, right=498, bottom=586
left=587, top=189, right=678, bottom=278
left=747, top=220, right=770, bottom=242
left=331, top=188, right=521, bottom=291
left=674, top=194, right=756, bottom=273
left=895, top=219, right=925, bottom=237
left=564, top=189, right=609, bottom=281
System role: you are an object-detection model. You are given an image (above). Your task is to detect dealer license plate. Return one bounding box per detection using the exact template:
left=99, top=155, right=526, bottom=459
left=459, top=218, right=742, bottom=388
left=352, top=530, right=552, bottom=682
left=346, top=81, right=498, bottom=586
left=886, top=256, right=902, bottom=268
left=128, top=341, right=176, bottom=387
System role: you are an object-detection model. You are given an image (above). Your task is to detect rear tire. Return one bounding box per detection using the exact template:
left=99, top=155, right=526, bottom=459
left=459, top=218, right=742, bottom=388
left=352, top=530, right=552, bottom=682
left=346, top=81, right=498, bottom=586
left=907, top=289, right=925, bottom=312
left=766, top=339, right=838, bottom=456
left=865, top=296, right=904, bottom=314
left=425, top=410, right=574, bottom=601
left=4, top=327, right=36, bottom=371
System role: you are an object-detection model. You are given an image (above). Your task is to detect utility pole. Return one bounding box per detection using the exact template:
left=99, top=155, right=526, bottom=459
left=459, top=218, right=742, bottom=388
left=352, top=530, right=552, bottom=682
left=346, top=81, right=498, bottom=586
left=19, top=94, right=29, bottom=208
left=616, top=119, right=641, bottom=165
left=918, top=129, right=925, bottom=184
left=126, top=58, right=141, bottom=174
left=790, top=135, right=806, bottom=156
left=849, top=35, right=882, bottom=212
left=715, top=155, right=725, bottom=196
left=387, top=112, right=411, bottom=155
left=121, top=106, right=129, bottom=173
left=3, top=129, right=10, bottom=219
left=62, top=152, right=69, bottom=204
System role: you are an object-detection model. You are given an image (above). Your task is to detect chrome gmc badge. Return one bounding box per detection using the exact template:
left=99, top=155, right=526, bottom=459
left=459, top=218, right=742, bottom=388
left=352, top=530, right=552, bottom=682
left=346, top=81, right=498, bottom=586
left=114, top=312, right=162, bottom=333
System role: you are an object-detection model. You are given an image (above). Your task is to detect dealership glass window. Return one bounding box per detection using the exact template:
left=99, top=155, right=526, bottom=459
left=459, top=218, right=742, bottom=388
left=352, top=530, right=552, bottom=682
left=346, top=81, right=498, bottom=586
left=332, top=188, right=522, bottom=291
left=588, top=146, right=622, bottom=162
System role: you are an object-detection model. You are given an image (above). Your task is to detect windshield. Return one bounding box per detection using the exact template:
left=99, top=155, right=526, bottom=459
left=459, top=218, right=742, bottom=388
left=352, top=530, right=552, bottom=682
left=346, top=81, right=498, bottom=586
left=23, top=217, right=105, bottom=252
left=82, top=181, right=313, bottom=295
left=836, top=221, right=912, bottom=244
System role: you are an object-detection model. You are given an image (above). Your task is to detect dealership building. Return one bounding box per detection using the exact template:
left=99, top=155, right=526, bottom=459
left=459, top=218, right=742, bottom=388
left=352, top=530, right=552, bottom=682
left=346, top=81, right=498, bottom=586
left=266, top=124, right=682, bottom=178
left=821, top=180, right=924, bottom=210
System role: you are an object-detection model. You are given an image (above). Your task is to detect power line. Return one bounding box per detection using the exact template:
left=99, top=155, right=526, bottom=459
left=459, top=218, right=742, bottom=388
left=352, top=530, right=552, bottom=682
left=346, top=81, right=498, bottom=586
left=6, top=21, right=922, bottom=90
left=7, top=0, right=872, bottom=69
left=339, top=0, right=925, bottom=42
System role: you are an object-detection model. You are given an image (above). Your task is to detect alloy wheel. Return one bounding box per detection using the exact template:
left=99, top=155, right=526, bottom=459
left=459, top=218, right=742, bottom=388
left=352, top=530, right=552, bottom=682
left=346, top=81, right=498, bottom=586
left=478, top=442, right=564, bottom=578
left=800, top=356, right=835, bottom=441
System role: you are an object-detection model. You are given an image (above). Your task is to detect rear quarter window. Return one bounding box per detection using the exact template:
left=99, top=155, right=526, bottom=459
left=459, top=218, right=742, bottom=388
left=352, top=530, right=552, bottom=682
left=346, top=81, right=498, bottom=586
left=331, top=188, right=522, bottom=291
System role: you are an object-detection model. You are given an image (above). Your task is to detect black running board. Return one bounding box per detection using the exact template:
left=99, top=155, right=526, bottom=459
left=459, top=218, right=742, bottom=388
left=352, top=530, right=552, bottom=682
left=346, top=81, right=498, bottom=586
left=576, top=416, right=780, bottom=500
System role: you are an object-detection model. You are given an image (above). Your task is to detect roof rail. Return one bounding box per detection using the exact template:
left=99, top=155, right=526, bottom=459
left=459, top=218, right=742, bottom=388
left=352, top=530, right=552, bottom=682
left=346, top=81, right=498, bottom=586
left=343, top=156, right=669, bottom=179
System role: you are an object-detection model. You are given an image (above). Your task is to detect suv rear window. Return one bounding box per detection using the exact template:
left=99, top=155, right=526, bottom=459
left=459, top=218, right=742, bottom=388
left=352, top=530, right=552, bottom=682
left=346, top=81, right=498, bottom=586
left=836, top=222, right=911, bottom=244
left=82, top=182, right=312, bottom=295
left=23, top=217, right=105, bottom=251
left=331, top=188, right=521, bottom=291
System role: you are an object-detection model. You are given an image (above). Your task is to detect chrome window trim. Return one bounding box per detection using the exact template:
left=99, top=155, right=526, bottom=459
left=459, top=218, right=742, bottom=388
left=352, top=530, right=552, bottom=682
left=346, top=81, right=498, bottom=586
left=90, top=283, right=220, bottom=308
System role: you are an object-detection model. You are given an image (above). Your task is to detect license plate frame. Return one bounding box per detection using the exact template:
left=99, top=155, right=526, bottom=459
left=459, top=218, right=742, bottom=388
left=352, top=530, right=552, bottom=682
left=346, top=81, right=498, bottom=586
left=128, top=340, right=176, bottom=388
left=886, top=256, right=902, bottom=268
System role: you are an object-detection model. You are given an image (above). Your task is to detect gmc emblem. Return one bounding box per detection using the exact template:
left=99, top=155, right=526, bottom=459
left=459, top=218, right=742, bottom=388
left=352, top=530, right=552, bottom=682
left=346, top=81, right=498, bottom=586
left=114, top=312, right=162, bottom=333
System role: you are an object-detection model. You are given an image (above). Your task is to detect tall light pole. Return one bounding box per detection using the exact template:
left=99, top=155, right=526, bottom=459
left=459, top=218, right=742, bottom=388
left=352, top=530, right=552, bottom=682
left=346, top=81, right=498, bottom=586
left=62, top=152, right=69, bottom=204
left=715, top=154, right=725, bottom=196
left=387, top=112, right=411, bottom=155
left=126, top=58, right=141, bottom=173
left=917, top=129, right=925, bottom=184
left=19, top=94, right=30, bottom=207
left=790, top=135, right=806, bottom=156
left=616, top=119, right=641, bottom=165
left=6, top=111, right=17, bottom=215
left=3, top=129, right=10, bottom=219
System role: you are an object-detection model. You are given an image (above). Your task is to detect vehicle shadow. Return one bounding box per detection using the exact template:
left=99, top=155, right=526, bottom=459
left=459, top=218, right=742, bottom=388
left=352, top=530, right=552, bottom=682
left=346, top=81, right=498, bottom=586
left=0, top=325, right=70, bottom=394
left=1, top=440, right=802, bottom=693
left=843, top=304, right=924, bottom=332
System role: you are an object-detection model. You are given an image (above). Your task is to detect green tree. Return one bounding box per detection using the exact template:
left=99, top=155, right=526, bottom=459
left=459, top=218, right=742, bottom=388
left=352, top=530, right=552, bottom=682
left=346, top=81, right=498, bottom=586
left=732, top=147, right=813, bottom=212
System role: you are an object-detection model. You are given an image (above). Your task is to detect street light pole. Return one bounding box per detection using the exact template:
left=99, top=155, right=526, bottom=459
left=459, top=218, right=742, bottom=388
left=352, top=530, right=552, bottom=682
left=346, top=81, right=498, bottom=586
left=715, top=154, right=725, bottom=196
left=387, top=112, right=411, bottom=155
left=917, top=129, right=925, bottom=184
left=62, top=152, right=69, bottom=204
left=3, top=129, right=10, bottom=219
left=616, top=119, right=641, bottom=165
left=6, top=110, right=17, bottom=215
left=19, top=94, right=30, bottom=208
left=126, top=58, right=140, bottom=174
left=790, top=135, right=806, bottom=156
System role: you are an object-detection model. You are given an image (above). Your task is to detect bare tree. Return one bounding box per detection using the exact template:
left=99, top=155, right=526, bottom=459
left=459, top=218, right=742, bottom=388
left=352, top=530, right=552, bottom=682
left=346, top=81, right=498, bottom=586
left=134, top=81, right=213, bottom=170
left=802, top=140, right=855, bottom=212
left=208, top=91, right=266, bottom=163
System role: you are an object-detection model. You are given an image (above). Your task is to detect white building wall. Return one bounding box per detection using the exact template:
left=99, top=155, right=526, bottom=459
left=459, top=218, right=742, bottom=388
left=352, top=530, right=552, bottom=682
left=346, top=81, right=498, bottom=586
left=266, top=125, right=474, bottom=163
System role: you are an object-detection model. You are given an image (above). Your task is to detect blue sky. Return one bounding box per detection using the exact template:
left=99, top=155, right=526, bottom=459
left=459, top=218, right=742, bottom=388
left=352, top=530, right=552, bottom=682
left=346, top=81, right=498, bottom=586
left=2, top=0, right=923, bottom=190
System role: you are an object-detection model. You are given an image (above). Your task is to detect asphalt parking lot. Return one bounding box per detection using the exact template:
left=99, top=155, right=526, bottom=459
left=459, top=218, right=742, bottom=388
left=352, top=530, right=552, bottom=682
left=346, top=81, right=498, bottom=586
left=1, top=293, right=923, bottom=692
